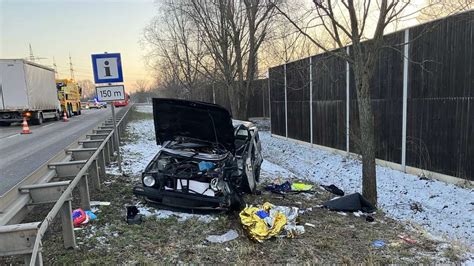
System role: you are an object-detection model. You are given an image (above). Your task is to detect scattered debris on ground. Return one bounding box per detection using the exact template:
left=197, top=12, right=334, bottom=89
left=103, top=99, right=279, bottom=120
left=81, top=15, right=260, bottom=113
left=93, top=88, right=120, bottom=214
left=3, top=106, right=470, bottom=264
left=206, top=229, right=239, bottom=243
left=259, top=131, right=474, bottom=248
left=72, top=209, right=97, bottom=227
left=240, top=202, right=303, bottom=242
left=34, top=171, right=453, bottom=264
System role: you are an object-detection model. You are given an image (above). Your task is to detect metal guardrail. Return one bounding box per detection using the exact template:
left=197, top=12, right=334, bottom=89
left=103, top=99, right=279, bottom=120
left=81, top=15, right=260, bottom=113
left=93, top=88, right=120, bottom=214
left=0, top=105, right=133, bottom=265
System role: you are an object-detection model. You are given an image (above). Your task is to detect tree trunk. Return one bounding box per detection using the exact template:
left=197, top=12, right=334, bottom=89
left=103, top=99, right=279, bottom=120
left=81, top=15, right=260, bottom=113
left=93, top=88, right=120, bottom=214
left=232, top=29, right=245, bottom=120
left=226, top=81, right=238, bottom=115
left=229, top=85, right=241, bottom=118
left=355, top=68, right=377, bottom=206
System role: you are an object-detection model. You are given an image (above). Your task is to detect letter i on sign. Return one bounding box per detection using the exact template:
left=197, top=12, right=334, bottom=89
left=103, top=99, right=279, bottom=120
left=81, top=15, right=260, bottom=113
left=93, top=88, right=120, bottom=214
left=104, top=61, right=111, bottom=77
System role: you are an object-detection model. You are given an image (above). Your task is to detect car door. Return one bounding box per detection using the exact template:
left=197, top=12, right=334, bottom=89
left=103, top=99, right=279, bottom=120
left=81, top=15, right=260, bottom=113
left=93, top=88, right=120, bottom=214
left=249, top=128, right=263, bottom=182
left=243, top=131, right=257, bottom=192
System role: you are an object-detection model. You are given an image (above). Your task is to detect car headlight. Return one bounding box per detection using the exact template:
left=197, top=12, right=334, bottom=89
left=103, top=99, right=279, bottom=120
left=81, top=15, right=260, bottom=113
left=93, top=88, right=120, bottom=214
left=157, top=158, right=169, bottom=171
left=210, top=178, right=220, bottom=191
left=143, top=175, right=155, bottom=187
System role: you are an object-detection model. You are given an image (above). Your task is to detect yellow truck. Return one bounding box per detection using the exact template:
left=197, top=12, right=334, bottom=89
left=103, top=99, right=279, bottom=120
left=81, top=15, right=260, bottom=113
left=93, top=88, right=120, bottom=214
left=56, top=79, right=82, bottom=117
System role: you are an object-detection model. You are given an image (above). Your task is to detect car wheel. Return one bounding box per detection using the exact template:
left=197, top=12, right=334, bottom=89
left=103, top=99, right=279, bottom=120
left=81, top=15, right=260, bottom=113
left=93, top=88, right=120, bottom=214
left=254, top=165, right=261, bottom=182
left=230, top=192, right=245, bottom=211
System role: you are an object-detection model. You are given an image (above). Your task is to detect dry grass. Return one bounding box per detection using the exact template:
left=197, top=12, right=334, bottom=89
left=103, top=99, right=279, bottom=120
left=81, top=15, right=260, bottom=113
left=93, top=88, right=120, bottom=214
left=22, top=172, right=447, bottom=264
left=0, top=110, right=461, bottom=264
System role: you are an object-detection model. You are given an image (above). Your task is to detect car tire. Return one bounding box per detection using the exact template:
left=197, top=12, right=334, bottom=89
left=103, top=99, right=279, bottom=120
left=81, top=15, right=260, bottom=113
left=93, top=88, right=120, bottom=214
left=254, top=165, right=261, bottom=183
left=230, top=192, right=245, bottom=211
left=242, top=174, right=257, bottom=194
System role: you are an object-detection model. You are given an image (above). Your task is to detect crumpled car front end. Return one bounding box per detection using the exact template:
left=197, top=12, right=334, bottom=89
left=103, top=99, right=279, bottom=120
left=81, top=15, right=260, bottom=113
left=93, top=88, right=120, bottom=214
left=133, top=143, right=243, bottom=210
left=133, top=98, right=255, bottom=211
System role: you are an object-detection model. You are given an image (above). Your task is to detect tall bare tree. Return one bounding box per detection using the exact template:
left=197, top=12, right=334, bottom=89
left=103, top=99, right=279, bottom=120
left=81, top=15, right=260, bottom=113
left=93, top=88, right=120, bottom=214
left=131, top=79, right=156, bottom=103
left=185, top=0, right=238, bottom=108
left=134, top=79, right=150, bottom=92
left=185, top=0, right=277, bottom=118
left=143, top=0, right=206, bottom=99
left=261, top=12, right=320, bottom=66
left=273, top=0, right=414, bottom=205
left=238, top=0, right=277, bottom=118
left=417, top=0, right=473, bottom=22
left=143, top=0, right=279, bottom=118
left=77, top=79, right=95, bottom=100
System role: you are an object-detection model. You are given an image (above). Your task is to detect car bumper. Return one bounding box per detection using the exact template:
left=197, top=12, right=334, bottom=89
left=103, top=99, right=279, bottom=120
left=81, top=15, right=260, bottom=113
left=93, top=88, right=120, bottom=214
left=133, top=186, right=229, bottom=210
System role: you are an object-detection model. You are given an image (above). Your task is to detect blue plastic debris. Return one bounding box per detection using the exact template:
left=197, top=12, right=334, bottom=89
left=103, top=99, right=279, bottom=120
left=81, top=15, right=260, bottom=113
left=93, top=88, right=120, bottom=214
left=372, top=240, right=385, bottom=248
left=85, top=210, right=97, bottom=221
left=199, top=161, right=215, bottom=171
left=256, top=210, right=269, bottom=219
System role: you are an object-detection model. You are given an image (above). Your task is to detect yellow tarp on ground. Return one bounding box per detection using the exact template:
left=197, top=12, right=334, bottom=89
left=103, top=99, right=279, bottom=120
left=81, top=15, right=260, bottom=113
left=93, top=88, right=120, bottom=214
left=239, top=202, right=287, bottom=242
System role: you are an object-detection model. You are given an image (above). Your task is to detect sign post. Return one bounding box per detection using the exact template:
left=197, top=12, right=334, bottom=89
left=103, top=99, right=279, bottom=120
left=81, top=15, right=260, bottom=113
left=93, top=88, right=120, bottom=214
left=110, top=96, right=122, bottom=173
left=92, top=52, right=125, bottom=173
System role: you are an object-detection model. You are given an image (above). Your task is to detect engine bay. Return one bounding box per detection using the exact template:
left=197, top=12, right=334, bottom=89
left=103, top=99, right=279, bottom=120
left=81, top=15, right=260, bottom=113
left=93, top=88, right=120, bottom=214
left=143, top=143, right=238, bottom=199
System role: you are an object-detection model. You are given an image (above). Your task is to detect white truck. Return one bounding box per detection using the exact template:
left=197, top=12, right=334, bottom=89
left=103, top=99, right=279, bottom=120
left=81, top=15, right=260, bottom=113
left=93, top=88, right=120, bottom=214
left=0, top=59, right=61, bottom=126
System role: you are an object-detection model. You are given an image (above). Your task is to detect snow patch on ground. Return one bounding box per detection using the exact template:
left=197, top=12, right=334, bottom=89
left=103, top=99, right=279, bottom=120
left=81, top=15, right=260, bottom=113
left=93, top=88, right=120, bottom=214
left=120, top=119, right=159, bottom=176
left=259, top=159, right=296, bottom=183
left=134, top=105, right=153, bottom=114
left=105, top=163, right=121, bottom=177
left=259, top=131, right=474, bottom=247
left=137, top=205, right=217, bottom=223
left=105, top=117, right=157, bottom=177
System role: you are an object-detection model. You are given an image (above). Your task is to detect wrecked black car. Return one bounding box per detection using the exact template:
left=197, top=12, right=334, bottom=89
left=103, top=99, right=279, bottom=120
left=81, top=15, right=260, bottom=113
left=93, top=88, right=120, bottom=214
left=133, top=98, right=263, bottom=210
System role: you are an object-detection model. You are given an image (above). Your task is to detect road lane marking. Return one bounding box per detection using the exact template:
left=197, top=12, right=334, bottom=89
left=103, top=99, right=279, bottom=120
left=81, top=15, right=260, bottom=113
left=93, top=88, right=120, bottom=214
left=1, top=133, right=20, bottom=140
left=41, top=123, right=54, bottom=129
left=7, top=133, right=20, bottom=138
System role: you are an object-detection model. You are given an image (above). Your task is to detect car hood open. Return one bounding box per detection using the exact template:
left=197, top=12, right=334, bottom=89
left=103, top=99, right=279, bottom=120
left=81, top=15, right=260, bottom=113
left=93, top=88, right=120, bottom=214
left=152, top=98, right=235, bottom=153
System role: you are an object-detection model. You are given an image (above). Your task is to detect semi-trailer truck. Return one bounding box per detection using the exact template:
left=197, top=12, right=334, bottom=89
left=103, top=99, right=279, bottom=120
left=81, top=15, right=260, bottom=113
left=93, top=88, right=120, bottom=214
left=0, top=59, right=61, bottom=126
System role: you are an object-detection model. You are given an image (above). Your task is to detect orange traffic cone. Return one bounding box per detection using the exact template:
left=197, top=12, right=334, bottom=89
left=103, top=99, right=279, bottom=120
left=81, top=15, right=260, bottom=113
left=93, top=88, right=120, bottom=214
left=21, top=117, right=31, bottom=134
left=63, top=111, right=69, bottom=122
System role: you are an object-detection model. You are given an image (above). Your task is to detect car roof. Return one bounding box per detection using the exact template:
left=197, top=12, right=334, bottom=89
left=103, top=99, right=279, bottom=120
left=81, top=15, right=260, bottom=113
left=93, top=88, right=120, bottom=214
left=232, top=119, right=255, bottom=129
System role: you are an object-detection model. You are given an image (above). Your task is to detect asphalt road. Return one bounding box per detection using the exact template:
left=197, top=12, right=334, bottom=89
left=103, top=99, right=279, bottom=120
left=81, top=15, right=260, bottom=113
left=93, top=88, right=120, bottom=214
left=0, top=107, right=125, bottom=196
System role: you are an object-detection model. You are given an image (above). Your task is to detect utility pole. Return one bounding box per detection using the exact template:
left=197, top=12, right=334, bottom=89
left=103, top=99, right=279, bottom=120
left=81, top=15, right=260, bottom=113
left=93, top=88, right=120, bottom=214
left=27, top=44, right=46, bottom=62
left=53, top=57, right=58, bottom=78
left=69, top=53, right=75, bottom=80
left=29, top=44, right=35, bottom=62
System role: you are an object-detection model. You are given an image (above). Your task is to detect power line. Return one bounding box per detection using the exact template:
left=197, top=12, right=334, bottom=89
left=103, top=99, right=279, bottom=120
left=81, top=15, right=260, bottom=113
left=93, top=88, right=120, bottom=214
left=69, top=53, right=75, bottom=80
